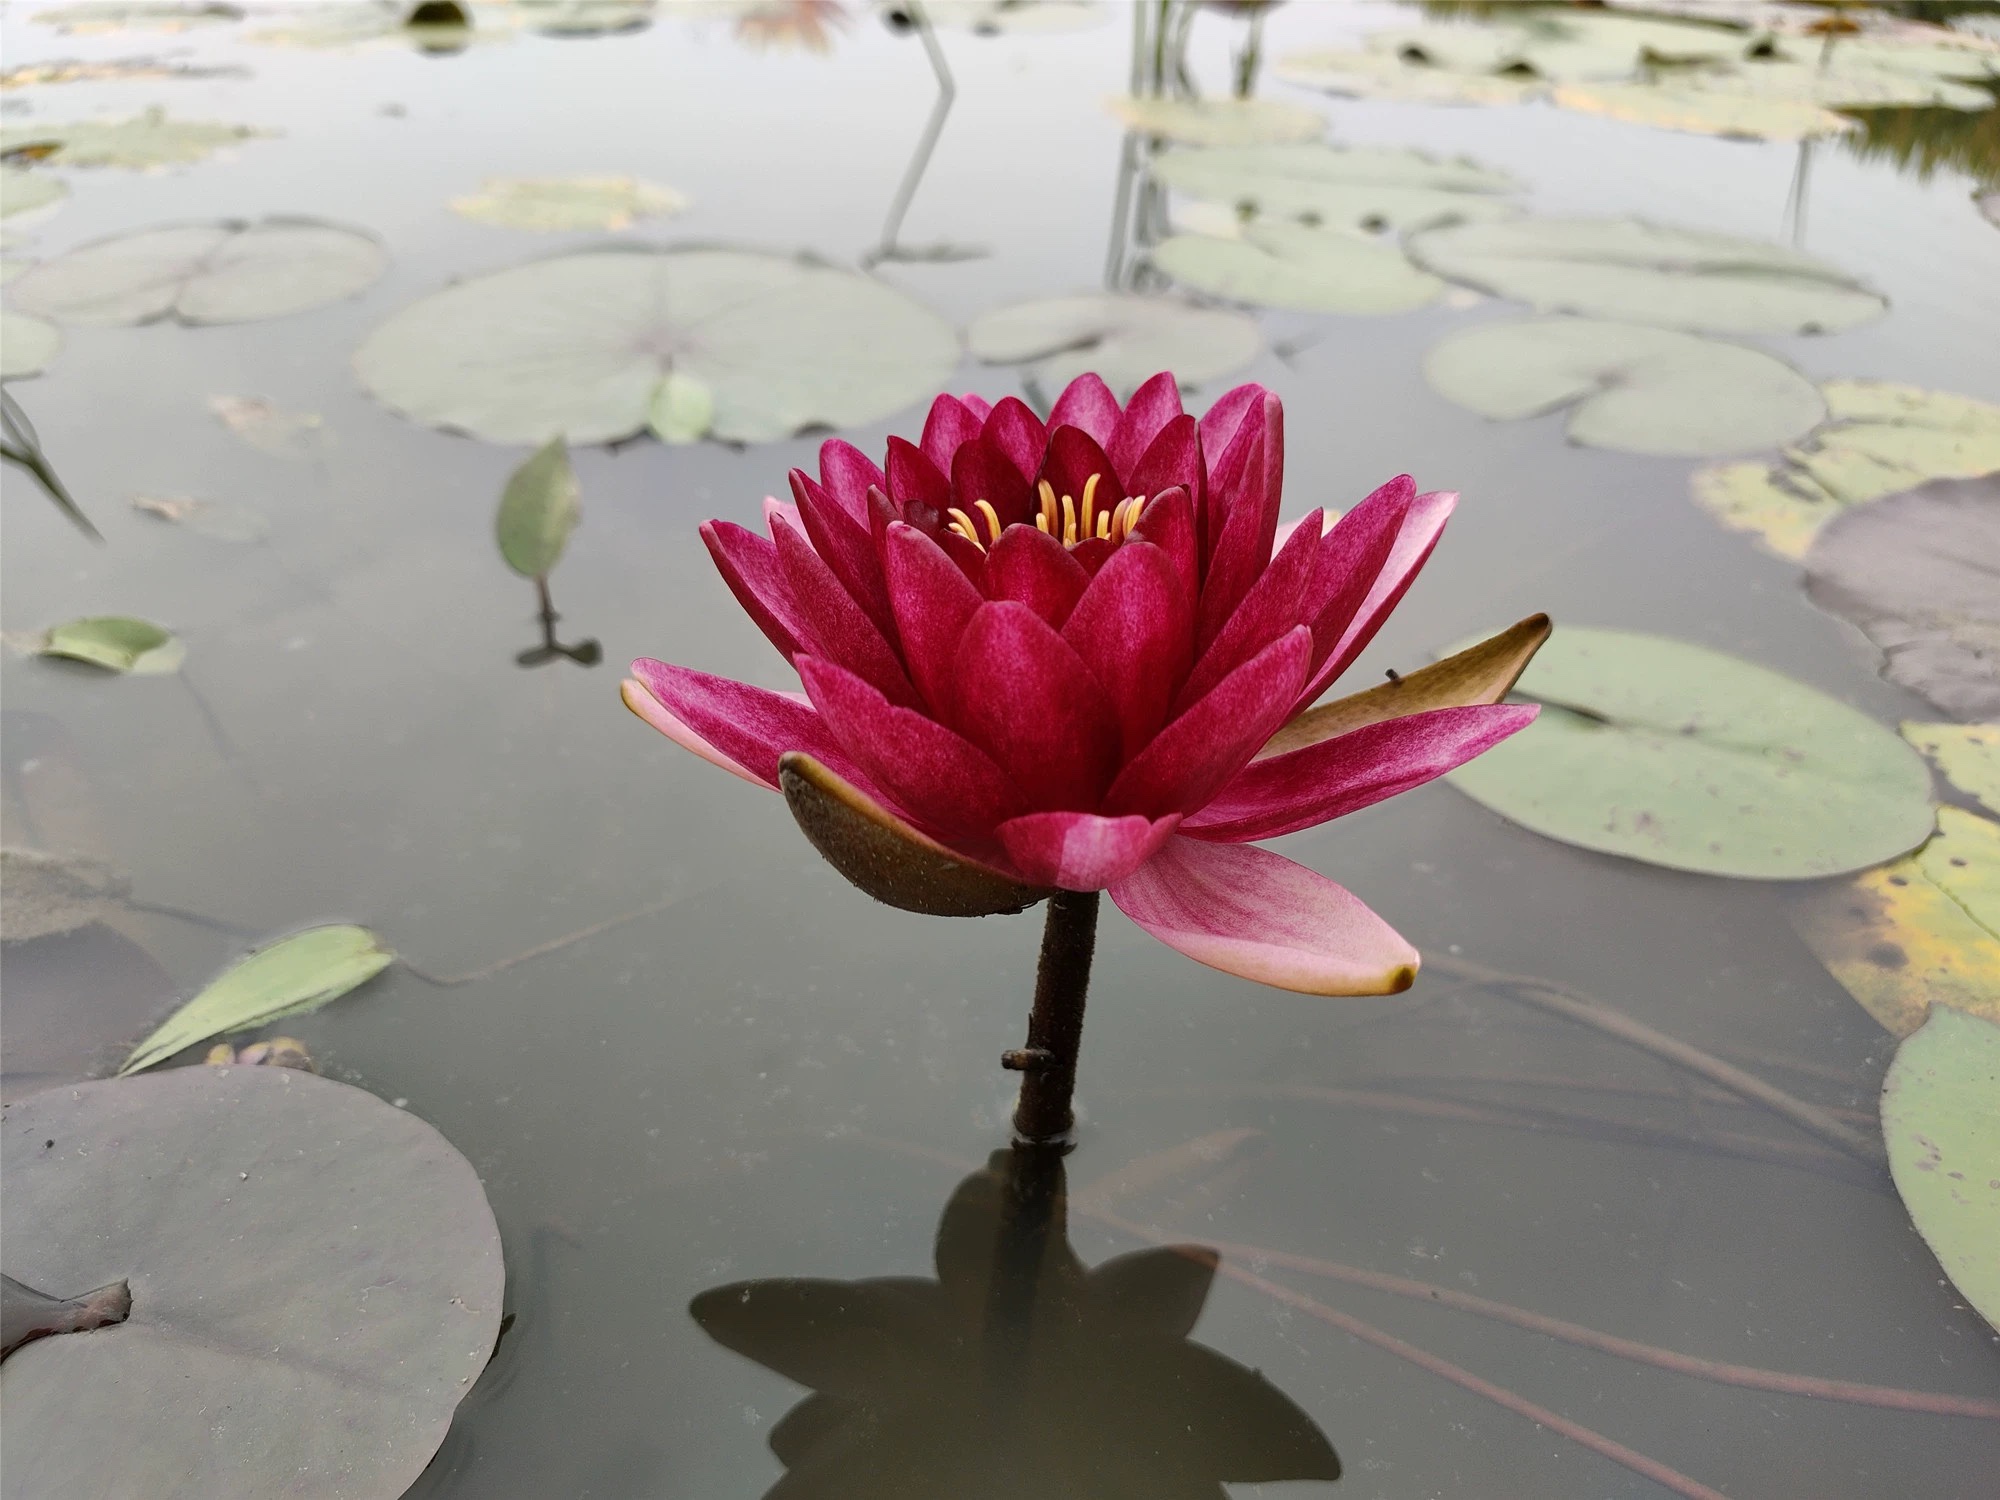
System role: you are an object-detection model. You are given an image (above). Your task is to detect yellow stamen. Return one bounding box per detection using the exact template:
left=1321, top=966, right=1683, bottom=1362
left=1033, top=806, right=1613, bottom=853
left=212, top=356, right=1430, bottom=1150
left=1037, top=480, right=1058, bottom=532
left=1080, top=473, right=1101, bottom=537
left=1096, top=508, right=1112, bottom=540
left=1061, top=493, right=1077, bottom=545
left=973, top=499, right=1003, bottom=546
left=946, top=506, right=984, bottom=550
left=1035, top=512, right=1051, bottom=534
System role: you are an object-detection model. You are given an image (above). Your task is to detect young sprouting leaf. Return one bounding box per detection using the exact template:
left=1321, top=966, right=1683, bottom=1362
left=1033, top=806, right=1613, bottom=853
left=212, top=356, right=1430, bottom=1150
left=36, top=616, right=183, bottom=674
left=647, top=370, right=714, bottom=445
left=495, top=436, right=580, bottom=578
left=118, top=923, right=395, bottom=1075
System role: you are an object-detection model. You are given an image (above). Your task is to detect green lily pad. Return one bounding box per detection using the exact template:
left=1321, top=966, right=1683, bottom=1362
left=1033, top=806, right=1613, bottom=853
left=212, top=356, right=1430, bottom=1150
left=8, top=218, right=387, bottom=327
left=967, top=293, right=1261, bottom=399
left=1405, top=217, right=1885, bottom=335
left=0, top=167, right=67, bottom=220
left=1446, top=626, right=1936, bottom=878
left=1803, top=475, right=2000, bottom=721
left=1274, top=47, right=1544, bottom=106
left=1367, top=12, right=1749, bottom=82
left=34, top=617, right=183, bottom=674
left=0, top=848, right=130, bottom=944
left=28, top=2, right=242, bottom=33
left=353, top=245, right=958, bottom=445
left=646, top=368, right=713, bottom=444
left=449, top=174, right=687, bottom=231
left=495, top=436, right=580, bottom=578
left=1880, top=1005, right=2000, bottom=1330
left=0, top=311, right=60, bottom=380
left=1902, top=722, right=2000, bottom=815
left=1791, top=808, right=2000, bottom=1037
left=1104, top=95, right=1324, bottom=147
left=0, top=109, right=264, bottom=168
left=516, top=0, right=654, bottom=36
left=1550, top=81, right=1854, bottom=141
left=0, top=1065, right=504, bottom=1497
left=119, top=924, right=395, bottom=1075
left=1148, top=142, right=1521, bottom=235
left=1424, top=317, right=1826, bottom=457
left=1694, top=59, right=1995, bottom=111
left=1153, top=222, right=1443, bottom=314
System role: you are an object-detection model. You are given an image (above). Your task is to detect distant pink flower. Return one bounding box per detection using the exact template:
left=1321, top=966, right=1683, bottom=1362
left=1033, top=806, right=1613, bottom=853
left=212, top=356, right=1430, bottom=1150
left=626, top=372, right=1541, bottom=995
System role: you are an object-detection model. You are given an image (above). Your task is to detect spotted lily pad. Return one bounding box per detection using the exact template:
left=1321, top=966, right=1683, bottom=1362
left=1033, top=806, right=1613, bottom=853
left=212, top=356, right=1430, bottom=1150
left=1104, top=95, right=1324, bottom=147
left=1273, top=48, right=1543, bottom=106
left=1405, top=217, right=1885, bottom=335
left=967, top=293, right=1261, bottom=398
left=0, top=312, right=60, bottom=380
left=1424, top=317, right=1825, bottom=457
left=1880, top=1005, right=2000, bottom=1330
left=449, top=174, right=687, bottom=231
left=0, top=109, right=264, bottom=168
left=8, top=218, right=387, bottom=327
left=1153, top=222, right=1442, bottom=314
left=0, top=1065, right=504, bottom=1497
left=1902, top=722, right=2000, bottom=815
left=32, top=617, right=183, bottom=674
left=1803, top=475, right=2000, bottom=721
left=1791, top=808, right=2000, bottom=1037
left=354, top=245, right=958, bottom=445
left=1148, top=143, right=1520, bottom=235
left=1446, top=626, right=1936, bottom=878
left=1688, top=459, right=1843, bottom=560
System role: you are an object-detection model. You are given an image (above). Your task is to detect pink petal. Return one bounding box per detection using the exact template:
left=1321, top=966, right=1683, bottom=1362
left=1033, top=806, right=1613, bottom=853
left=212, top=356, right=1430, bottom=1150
left=1103, top=626, right=1310, bottom=819
left=1196, top=382, right=1268, bottom=468
left=773, top=518, right=921, bottom=709
left=982, top=396, right=1048, bottom=482
left=1294, top=479, right=1410, bottom=694
left=1130, top=485, right=1198, bottom=607
left=790, top=470, right=893, bottom=640
left=621, top=676, right=772, bottom=789
left=1047, top=372, right=1122, bottom=445
left=959, top=393, right=993, bottom=422
left=763, top=494, right=802, bottom=535
left=817, top=439, right=885, bottom=526
left=796, top=655, right=1029, bottom=838
left=999, top=810, right=1182, bottom=891
left=953, top=601, right=1123, bottom=811
left=1039, top=425, right=1128, bottom=516
left=1060, top=539, right=1194, bottom=759
left=921, top=395, right=985, bottom=476
left=1176, top=506, right=1321, bottom=712
left=1109, top=837, right=1419, bottom=996
left=1271, top=509, right=1336, bottom=552
left=1197, top=392, right=1283, bottom=651
left=1299, top=488, right=1457, bottom=707
left=1107, top=371, right=1184, bottom=483
left=951, top=432, right=1035, bottom=530
left=984, top=524, right=1090, bottom=629
left=627, top=659, right=866, bottom=792
left=701, top=520, right=805, bottom=662
left=887, top=436, right=952, bottom=528
left=1183, top=703, right=1538, bottom=842
left=883, top=522, right=983, bottom=717
left=1126, top=414, right=1204, bottom=517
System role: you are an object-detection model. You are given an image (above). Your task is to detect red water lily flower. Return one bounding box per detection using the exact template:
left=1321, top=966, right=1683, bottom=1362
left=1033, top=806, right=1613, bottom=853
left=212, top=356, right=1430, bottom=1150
left=625, top=372, right=1544, bottom=996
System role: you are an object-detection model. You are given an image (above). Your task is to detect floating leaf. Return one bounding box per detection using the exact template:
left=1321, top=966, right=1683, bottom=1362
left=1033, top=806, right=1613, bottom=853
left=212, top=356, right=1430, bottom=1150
left=1104, top=95, right=1324, bottom=147
left=207, top=394, right=331, bottom=458
left=1153, top=222, right=1442, bottom=314
left=1787, top=379, right=2000, bottom=506
left=1791, top=808, right=2000, bottom=1037
left=354, top=245, right=957, bottom=445
left=1446, top=626, right=1936, bottom=878
left=28, top=2, right=242, bottom=34
left=118, top=924, right=395, bottom=1075
left=1274, top=47, right=1543, bottom=106
left=0, top=311, right=60, bottom=379
left=0, top=1065, right=504, bottom=1496
left=9, top=218, right=387, bottom=327
left=1880, top=1005, right=2000, bottom=1330
left=0, top=166, right=67, bottom=219
left=967, top=293, right=1261, bottom=399
left=1424, top=317, right=1825, bottom=457
left=1902, top=722, right=2000, bottom=815
left=647, top=369, right=713, bottom=444
left=1366, top=12, right=1748, bottom=82
left=1406, top=217, right=1885, bottom=335
left=131, top=492, right=270, bottom=543
left=34, top=616, right=183, bottom=674
left=1803, top=475, right=2000, bottom=721
left=1695, top=59, right=1994, bottom=111
left=1148, top=142, right=1520, bottom=235
left=495, top=436, right=580, bottom=578
left=1688, top=459, right=1841, bottom=559
left=0, top=108, right=264, bottom=168
left=1549, top=82, right=1854, bottom=141
left=0, top=848, right=130, bottom=943
left=517, top=0, right=654, bottom=36
left=449, top=174, right=687, bottom=231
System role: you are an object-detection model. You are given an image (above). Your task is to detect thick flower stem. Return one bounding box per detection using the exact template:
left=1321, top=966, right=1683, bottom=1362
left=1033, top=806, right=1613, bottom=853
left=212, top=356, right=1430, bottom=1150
left=1009, top=890, right=1100, bottom=1144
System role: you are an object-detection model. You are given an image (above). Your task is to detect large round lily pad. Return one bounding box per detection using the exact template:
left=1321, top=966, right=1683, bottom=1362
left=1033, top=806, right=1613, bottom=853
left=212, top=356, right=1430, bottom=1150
left=1148, top=142, right=1520, bottom=235
left=1153, top=223, right=1442, bottom=314
left=1803, top=475, right=2000, bottom=721
left=8, top=219, right=387, bottom=327
left=1881, top=1005, right=2000, bottom=1331
left=967, top=293, right=1261, bottom=398
left=0, top=1066, right=503, bottom=1499
left=1424, top=317, right=1825, bottom=457
left=1446, top=627, right=1936, bottom=878
left=353, top=245, right=959, bottom=445
left=1406, top=217, right=1885, bottom=335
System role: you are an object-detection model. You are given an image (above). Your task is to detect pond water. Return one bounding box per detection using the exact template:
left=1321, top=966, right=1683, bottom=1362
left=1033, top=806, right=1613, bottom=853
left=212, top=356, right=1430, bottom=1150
left=3, top=3, right=1997, bottom=1498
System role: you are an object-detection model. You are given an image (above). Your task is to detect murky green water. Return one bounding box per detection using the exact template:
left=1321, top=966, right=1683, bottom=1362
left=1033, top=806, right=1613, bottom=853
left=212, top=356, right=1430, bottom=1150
left=4, top=3, right=1997, bottom=1497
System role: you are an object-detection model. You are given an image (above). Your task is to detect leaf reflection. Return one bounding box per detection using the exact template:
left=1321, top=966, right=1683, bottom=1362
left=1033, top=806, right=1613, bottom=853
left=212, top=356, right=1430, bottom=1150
left=691, top=1146, right=1340, bottom=1498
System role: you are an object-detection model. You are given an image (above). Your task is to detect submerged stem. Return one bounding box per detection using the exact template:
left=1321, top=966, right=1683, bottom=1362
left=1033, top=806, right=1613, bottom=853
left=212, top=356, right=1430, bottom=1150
left=1009, top=890, right=1101, bottom=1144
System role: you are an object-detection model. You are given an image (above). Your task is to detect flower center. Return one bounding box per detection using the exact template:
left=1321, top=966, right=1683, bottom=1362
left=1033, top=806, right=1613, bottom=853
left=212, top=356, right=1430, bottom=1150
left=946, top=474, right=1146, bottom=553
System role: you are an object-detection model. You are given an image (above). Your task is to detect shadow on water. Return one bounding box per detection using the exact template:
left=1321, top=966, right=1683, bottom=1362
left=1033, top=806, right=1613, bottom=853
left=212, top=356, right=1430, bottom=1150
left=690, top=1145, right=1342, bottom=1500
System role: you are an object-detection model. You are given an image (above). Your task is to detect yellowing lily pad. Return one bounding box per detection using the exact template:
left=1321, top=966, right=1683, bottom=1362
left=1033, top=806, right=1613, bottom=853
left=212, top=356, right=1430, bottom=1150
left=1791, top=808, right=2000, bottom=1037
left=1446, top=627, right=1937, bottom=878
left=968, top=293, right=1262, bottom=399
left=1104, top=95, right=1324, bottom=147
left=1902, top=722, right=2000, bottom=815
left=1153, top=222, right=1443, bottom=315
left=1880, top=1005, right=2000, bottom=1330
left=449, top=174, right=687, bottom=232
left=1688, top=460, right=1842, bottom=560
left=0, top=108, right=264, bottom=168
left=1550, top=81, right=1854, bottom=141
